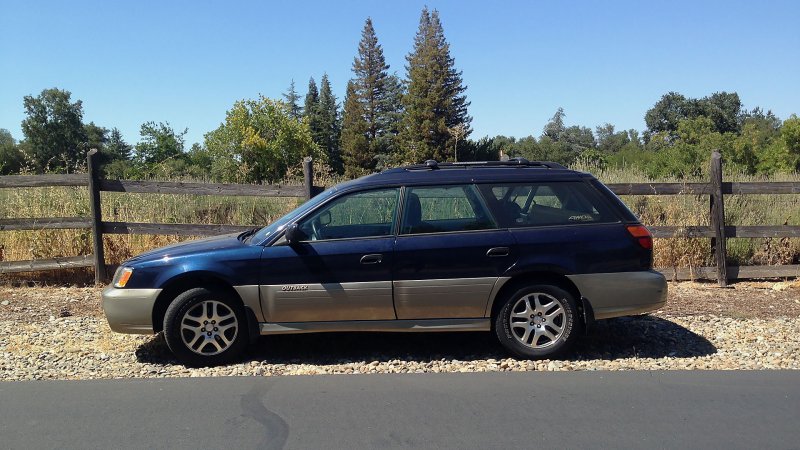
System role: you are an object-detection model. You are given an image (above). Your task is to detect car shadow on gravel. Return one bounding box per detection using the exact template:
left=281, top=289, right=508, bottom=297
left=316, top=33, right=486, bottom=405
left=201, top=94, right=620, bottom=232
left=134, top=315, right=716, bottom=366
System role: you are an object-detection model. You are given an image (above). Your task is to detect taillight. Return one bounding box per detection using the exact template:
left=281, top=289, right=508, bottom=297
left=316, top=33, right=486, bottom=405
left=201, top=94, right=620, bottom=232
left=626, top=224, right=653, bottom=249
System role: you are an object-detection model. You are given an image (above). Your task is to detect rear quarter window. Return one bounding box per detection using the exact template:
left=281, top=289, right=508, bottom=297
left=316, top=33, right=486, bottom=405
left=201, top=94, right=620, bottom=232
left=478, top=182, right=619, bottom=228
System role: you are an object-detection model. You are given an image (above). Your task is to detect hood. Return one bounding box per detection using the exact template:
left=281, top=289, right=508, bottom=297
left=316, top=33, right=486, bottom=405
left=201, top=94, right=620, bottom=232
left=125, top=232, right=247, bottom=265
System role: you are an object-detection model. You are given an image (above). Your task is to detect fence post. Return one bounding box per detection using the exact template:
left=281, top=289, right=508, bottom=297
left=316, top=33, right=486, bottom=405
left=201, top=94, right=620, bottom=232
left=302, top=157, right=314, bottom=200
left=709, top=150, right=728, bottom=287
left=87, top=149, right=107, bottom=284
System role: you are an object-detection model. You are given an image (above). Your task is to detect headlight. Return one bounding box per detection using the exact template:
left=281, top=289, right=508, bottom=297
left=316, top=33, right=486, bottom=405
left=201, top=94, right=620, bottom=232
left=113, top=267, right=134, bottom=288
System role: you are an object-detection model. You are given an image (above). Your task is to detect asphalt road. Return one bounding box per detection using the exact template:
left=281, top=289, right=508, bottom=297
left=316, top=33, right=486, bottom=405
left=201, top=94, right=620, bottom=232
left=1, top=371, right=798, bottom=449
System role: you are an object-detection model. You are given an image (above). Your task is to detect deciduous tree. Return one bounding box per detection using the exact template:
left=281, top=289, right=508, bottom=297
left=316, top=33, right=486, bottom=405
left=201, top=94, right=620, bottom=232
left=204, top=96, right=317, bottom=183
left=21, top=88, right=87, bottom=172
left=0, top=129, right=24, bottom=174
left=134, top=122, right=187, bottom=165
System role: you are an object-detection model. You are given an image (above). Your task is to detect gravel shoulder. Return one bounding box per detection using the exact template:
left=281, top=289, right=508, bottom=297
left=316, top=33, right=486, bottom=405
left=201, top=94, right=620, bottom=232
left=1, top=281, right=798, bottom=380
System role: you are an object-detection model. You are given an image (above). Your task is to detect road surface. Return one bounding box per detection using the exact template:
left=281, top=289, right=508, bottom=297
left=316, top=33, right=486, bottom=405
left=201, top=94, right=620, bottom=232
left=1, top=371, right=798, bottom=449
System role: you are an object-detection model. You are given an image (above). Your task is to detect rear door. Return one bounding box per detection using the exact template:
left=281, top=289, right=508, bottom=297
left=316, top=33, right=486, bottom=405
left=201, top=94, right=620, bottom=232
left=392, top=184, right=516, bottom=319
left=260, top=188, right=400, bottom=322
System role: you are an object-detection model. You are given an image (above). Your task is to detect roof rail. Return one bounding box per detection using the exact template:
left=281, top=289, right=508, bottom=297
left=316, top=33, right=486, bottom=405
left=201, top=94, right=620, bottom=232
left=404, top=159, right=567, bottom=171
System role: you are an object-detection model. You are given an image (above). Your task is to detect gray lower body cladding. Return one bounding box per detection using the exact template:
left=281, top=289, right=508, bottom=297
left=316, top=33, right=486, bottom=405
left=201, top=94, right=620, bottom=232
left=566, top=270, right=667, bottom=319
left=101, top=287, right=161, bottom=334
left=260, top=318, right=490, bottom=335
left=102, top=271, right=666, bottom=336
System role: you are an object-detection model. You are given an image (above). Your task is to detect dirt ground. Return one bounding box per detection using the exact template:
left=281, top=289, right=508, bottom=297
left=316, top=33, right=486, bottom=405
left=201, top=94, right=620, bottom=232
left=663, top=280, right=800, bottom=318
left=1, top=280, right=798, bottom=325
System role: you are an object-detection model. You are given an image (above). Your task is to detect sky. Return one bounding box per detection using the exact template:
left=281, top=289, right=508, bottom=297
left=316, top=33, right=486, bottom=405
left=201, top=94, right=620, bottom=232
left=1, top=0, right=799, bottom=147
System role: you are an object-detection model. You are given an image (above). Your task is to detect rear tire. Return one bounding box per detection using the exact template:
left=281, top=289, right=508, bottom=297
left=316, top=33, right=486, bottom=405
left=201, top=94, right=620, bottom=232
left=494, top=284, right=577, bottom=359
left=163, top=287, right=248, bottom=367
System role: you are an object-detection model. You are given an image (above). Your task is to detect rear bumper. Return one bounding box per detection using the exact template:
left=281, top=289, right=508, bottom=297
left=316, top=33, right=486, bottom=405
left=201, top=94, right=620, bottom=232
left=567, top=270, right=667, bottom=320
left=101, top=287, right=161, bottom=334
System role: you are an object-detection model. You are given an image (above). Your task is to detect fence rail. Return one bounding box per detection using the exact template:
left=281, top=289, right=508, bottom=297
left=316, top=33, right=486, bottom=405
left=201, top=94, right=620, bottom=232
left=606, top=182, right=800, bottom=196
left=0, top=150, right=798, bottom=286
left=98, top=179, right=307, bottom=197
left=101, top=222, right=254, bottom=236
left=0, top=173, right=87, bottom=188
left=0, top=255, right=94, bottom=273
left=0, top=217, right=93, bottom=231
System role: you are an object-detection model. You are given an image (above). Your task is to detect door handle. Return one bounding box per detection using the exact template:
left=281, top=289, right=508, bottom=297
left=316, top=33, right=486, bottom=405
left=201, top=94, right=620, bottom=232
left=360, top=254, right=383, bottom=265
left=486, top=247, right=510, bottom=257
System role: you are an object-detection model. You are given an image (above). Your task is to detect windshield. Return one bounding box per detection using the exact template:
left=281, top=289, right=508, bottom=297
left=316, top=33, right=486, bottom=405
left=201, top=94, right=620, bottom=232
left=249, top=187, right=339, bottom=244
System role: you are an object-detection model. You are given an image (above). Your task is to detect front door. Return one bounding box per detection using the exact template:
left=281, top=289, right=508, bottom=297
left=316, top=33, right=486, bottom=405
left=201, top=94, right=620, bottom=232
left=393, top=184, right=516, bottom=319
left=260, top=188, right=400, bottom=323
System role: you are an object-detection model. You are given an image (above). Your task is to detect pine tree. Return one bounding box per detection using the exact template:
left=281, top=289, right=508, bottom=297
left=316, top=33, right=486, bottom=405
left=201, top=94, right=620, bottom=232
left=399, top=8, right=471, bottom=163
left=282, top=79, right=303, bottom=119
left=106, top=128, right=132, bottom=161
left=318, top=74, right=343, bottom=174
left=341, top=80, right=370, bottom=176
left=304, top=77, right=325, bottom=156
left=340, top=17, right=403, bottom=174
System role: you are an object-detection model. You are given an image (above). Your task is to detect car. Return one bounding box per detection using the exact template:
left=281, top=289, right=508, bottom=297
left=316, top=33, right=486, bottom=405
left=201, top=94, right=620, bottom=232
left=102, top=158, right=667, bottom=366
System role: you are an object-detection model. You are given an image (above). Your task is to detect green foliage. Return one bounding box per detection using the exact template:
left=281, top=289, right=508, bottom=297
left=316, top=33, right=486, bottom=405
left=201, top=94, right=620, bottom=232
left=782, top=115, right=800, bottom=159
left=282, top=80, right=303, bottom=119
left=0, top=129, right=25, bottom=175
left=21, top=88, right=87, bottom=173
left=317, top=75, right=343, bottom=174
left=758, top=115, right=800, bottom=173
left=645, top=91, right=743, bottom=135
left=84, top=122, right=108, bottom=153
left=606, top=140, right=652, bottom=170
left=576, top=148, right=608, bottom=171
left=458, top=136, right=498, bottom=161
left=134, top=122, right=187, bottom=165
left=341, top=17, right=404, bottom=174
left=102, top=159, right=137, bottom=179
left=204, top=96, right=317, bottom=183
left=595, top=124, right=632, bottom=153
left=399, top=7, right=471, bottom=163
left=304, top=77, right=321, bottom=139
left=105, top=128, right=133, bottom=162
left=341, top=81, right=371, bottom=177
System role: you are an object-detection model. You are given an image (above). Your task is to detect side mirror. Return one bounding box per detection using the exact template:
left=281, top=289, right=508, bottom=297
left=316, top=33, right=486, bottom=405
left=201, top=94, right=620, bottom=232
left=284, top=223, right=301, bottom=246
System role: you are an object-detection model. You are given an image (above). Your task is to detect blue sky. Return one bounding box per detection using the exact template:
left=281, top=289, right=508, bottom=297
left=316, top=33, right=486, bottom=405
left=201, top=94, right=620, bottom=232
left=1, top=0, right=798, bottom=146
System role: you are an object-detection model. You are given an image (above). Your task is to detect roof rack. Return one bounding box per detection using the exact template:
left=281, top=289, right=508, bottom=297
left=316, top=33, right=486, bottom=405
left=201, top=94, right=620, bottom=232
left=404, top=158, right=567, bottom=171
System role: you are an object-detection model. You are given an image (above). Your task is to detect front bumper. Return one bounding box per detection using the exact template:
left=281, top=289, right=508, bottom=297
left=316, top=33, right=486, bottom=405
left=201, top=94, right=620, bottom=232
left=101, top=287, right=161, bottom=334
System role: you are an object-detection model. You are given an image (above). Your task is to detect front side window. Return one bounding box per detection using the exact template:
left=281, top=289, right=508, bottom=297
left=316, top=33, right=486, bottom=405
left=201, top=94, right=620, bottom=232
left=478, top=182, right=618, bottom=228
left=400, top=185, right=496, bottom=234
left=297, top=188, right=399, bottom=241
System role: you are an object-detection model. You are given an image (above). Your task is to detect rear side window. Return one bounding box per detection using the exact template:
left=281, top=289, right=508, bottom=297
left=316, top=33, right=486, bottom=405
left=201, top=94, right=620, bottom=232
left=401, top=185, right=497, bottom=234
left=478, top=182, right=618, bottom=228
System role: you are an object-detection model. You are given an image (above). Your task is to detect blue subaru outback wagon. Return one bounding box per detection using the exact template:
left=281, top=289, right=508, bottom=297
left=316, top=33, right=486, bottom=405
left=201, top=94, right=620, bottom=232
left=102, top=159, right=667, bottom=366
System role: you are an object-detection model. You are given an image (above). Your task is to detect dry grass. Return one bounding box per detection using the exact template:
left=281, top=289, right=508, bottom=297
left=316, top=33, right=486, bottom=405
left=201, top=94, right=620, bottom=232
left=577, top=163, right=800, bottom=270
left=0, top=163, right=798, bottom=284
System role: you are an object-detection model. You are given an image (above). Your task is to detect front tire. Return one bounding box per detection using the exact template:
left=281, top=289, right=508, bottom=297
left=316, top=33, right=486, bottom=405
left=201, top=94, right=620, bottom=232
left=163, top=287, right=248, bottom=367
left=495, top=284, right=578, bottom=359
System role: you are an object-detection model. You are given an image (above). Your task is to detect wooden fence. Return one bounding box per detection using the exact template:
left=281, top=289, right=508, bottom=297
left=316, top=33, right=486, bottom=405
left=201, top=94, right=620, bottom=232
left=0, top=150, right=798, bottom=286
left=1, top=151, right=318, bottom=284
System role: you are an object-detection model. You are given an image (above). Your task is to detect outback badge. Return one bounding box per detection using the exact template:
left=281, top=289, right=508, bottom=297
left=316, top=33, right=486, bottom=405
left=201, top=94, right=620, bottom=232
left=281, top=285, right=309, bottom=292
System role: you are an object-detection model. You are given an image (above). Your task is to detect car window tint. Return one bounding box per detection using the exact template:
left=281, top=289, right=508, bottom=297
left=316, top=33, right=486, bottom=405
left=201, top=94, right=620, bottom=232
left=298, top=188, right=399, bottom=241
left=401, top=185, right=496, bottom=234
left=478, top=182, right=617, bottom=228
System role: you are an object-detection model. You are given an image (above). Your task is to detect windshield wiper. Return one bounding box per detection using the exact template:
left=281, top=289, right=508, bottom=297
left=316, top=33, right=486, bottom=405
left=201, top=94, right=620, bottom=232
left=238, top=227, right=260, bottom=242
